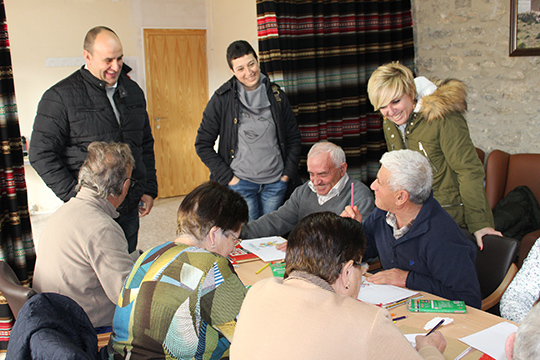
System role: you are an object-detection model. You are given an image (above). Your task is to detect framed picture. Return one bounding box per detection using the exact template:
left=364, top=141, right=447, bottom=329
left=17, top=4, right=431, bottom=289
left=510, top=0, right=540, bottom=56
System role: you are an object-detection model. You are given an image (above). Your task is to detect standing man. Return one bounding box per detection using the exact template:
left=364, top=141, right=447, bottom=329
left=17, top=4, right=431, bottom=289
left=29, top=26, right=157, bottom=253
left=33, top=142, right=138, bottom=328
left=195, top=40, right=301, bottom=221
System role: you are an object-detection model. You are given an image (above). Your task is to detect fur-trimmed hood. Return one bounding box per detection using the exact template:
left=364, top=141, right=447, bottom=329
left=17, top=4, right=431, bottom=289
left=416, top=78, right=468, bottom=123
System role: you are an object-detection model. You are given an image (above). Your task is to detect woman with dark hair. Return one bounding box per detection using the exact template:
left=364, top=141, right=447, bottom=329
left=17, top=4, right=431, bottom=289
left=109, top=181, right=249, bottom=359
left=195, top=40, right=301, bottom=221
left=230, top=212, right=446, bottom=360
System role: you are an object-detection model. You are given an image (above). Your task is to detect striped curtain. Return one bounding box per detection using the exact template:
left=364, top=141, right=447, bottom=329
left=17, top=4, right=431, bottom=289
left=0, top=1, right=36, bottom=351
left=257, top=0, right=414, bottom=183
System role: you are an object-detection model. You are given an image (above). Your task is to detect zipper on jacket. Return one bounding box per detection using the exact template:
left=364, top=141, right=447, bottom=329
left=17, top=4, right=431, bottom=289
left=441, top=203, right=463, bottom=208
left=418, top=142, right=439, bottom=173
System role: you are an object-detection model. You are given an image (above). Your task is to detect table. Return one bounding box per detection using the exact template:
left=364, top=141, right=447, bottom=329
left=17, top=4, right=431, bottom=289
left=235, top=259, right=515, bottom=360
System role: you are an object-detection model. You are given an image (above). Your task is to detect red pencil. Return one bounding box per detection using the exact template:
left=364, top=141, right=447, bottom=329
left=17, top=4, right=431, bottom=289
left=351, top=183, right=354, bottom=208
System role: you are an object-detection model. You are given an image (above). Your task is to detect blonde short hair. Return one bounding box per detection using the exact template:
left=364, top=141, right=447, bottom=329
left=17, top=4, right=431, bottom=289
left=367, top=62, right=417, bottom=111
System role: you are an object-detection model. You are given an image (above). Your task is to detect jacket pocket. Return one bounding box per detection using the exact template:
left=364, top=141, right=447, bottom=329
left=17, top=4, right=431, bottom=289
left=418, top=141, right=439, bottom=173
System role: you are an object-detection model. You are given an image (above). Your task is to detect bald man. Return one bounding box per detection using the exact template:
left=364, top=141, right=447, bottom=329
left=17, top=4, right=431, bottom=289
left=30, top=26, right=157, bottom=253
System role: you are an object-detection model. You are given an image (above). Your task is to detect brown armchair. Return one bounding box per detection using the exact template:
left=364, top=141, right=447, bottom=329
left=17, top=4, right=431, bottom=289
left=485, top=150, right=540, bottom=267
left=0, top=261, right=37, bottom=319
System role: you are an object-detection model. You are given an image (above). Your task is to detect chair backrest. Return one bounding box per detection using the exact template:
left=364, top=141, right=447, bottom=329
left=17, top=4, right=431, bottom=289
left=485, top=150, right=540, bottom=209
left=506, top=154, right=540, bottom=203
left=475, top=235, right=519, bottom=311
left=0, top=261, right=37, bottom=319
left=476, top=147, right=485, bottom=165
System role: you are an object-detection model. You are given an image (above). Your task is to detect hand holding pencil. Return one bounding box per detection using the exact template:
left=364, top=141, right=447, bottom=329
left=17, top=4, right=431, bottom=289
left=415, top=319, right=447, bottom=355
left=340, top=182, right=363, bottom=222
left=340, top=205, right=363, bottom=223
left=415, top=331, right=447, bottom=354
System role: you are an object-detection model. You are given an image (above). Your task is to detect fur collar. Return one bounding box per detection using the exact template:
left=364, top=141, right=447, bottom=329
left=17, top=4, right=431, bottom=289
left=418, top=79, right=468, bottom=123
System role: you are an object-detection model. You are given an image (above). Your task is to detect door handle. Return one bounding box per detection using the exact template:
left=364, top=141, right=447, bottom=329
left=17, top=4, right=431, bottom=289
left=155, top=117, right=167, bottom=122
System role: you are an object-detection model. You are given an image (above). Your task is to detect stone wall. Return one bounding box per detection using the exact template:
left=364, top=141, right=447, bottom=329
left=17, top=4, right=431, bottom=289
left=412, top=0, right=540, bottom=154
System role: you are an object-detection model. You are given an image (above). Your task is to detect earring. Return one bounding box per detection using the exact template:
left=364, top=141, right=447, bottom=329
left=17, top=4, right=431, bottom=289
left=345, top=283, right=350, bottom=290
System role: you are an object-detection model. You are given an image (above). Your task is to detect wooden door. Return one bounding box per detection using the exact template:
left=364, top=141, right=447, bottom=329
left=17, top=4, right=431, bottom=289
left=144, top=29, right=209, bottom=198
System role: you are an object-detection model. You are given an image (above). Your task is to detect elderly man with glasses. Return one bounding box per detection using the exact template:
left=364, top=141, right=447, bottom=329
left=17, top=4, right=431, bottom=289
left=33, top=141, right=140, bottom=330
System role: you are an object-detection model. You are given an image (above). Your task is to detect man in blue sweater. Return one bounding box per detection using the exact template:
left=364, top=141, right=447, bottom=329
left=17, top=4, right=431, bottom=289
left=360, top=149, right=482, bottom=308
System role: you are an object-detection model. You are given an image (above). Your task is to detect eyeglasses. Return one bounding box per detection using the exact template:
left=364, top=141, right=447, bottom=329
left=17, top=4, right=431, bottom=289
left=354, top=261, right=369, bottom=275
left=225, top=231, right=242, bottom=246
left=125, top=177, right=137, bottom=189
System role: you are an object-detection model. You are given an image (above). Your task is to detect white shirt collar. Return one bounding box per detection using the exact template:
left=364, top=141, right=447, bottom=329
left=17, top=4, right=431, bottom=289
left=308, top=173, right=349, bottom=205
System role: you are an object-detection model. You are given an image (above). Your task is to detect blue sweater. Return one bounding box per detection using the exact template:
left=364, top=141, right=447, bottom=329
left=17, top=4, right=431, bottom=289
left=364, top=194, right=482, bottom=308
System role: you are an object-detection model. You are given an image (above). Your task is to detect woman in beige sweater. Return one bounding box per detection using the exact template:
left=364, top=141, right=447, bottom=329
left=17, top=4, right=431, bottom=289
left=230, top=212, right=446, bottom=360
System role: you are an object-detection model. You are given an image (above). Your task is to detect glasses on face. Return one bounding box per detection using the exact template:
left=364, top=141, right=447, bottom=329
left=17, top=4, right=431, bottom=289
left=339, top=261, right=368, bottom=275
left=125, top=177, right=137, bottom=190
left=224, top=231, right=242, bottom=246
left=354, top=261, right=369, bottom=276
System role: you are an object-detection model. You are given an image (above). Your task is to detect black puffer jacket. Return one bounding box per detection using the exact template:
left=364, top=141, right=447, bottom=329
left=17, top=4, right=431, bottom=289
left=29, top=65, right=157, bottom=214
left=195, top=75, right=301, bottom=185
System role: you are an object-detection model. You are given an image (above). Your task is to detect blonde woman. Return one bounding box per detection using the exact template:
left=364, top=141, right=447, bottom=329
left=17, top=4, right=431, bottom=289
left=367, top=62, right=500, bottom=248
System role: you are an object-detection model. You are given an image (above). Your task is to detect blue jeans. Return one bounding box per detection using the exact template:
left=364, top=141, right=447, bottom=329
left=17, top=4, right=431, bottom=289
left=229, top=178, right=288, bottom=221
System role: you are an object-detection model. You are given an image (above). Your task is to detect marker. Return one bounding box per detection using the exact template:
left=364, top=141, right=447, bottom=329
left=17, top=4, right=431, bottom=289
left=351, top=183, right=354, bottom=208
left=256, top=263, right=270, bottom=274
left=392, top=315, right=407, bottom=322
left=426, top=319, right=445, bottom=336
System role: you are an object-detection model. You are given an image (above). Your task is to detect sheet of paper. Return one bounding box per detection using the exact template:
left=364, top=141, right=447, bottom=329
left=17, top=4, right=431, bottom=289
left=240, top=236, right=286, bottom=262
left=404, top=333, right=424, bottom=347
left=400, top=325, right=472, bottom=360
left=357, top=280, right=419, bottom=306
left=459, top=322, right=518, bottom=360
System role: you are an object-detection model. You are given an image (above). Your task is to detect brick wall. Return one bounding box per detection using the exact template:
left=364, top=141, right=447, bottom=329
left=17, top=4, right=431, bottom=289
left=412, top=0, right=540, bottom=154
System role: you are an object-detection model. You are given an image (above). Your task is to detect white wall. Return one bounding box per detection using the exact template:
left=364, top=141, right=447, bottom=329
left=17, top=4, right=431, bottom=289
left=4, top=0, right=257, bottom=212
left=205, top=0, right=258, bottom=90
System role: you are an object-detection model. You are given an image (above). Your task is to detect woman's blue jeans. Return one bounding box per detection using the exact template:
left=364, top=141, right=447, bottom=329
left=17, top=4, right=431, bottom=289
left=229, top=178, right=288, bottom=221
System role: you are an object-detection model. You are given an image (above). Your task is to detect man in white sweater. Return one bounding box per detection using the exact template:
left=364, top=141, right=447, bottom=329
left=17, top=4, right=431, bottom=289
left=241, top=141, right=374, bottom=239
left=33, top=142, right=138, bottom=328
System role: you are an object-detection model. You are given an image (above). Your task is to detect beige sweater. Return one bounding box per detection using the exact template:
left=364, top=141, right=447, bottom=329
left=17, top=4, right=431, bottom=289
left=230, top=273, right=444, bottom=360
left=33, top=187, right=135, bottom=327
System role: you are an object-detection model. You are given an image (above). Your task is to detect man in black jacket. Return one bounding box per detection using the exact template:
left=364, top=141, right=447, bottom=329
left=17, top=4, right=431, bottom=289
left=29, top=26, right=157, bottom=253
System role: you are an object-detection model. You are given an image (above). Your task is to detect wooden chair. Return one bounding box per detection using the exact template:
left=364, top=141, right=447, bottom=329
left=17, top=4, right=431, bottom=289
left=474, top=235, right=519, bottom=312
left=97, top=332, right=112, bottom=350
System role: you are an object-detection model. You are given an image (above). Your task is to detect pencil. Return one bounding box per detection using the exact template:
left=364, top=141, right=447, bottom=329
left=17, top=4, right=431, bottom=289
left=392, top=315, right=407, bottom=322
left=426, top=319, right=445, bottom=336
left=351, top=183, right=354, bottom=208
left=256, top=263, right=270, bottom=274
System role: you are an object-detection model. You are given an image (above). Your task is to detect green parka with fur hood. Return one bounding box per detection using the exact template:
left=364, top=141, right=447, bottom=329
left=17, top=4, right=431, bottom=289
left=382, top=77, right=494, bottom=234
